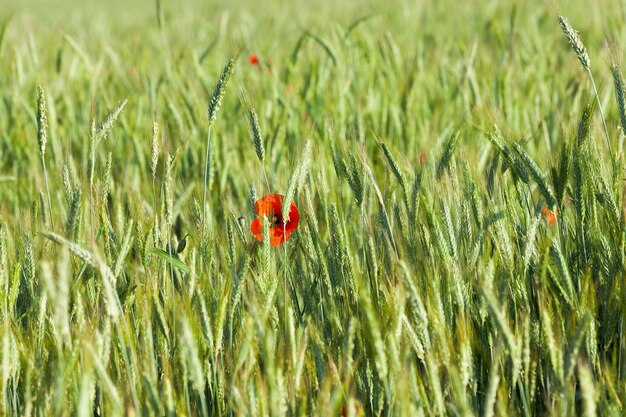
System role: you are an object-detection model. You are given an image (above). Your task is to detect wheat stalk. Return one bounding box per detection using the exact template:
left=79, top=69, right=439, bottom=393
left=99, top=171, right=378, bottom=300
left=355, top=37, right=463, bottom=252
left=151, top=120, right=160, bottom=181
left=202, top=58, right=237, bottom=244
left=558, top=16, right=615, bottom=174
left=247, top=105, right=271, bottom=193
left=36, top=85, right=54, bottom=230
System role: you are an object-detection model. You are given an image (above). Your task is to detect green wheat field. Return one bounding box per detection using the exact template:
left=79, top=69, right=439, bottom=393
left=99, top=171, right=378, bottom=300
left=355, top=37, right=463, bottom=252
left=2, top=0, right=626, bottom=415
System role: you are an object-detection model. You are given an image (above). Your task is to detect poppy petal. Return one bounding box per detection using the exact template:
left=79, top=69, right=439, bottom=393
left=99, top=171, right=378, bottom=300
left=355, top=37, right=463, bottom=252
left=250, top=218, right=263, bottom=241
left=541, top=207, right=556, bottom=226
left=269, top=232, right=284, bottom=247
left=269, top=194, right=284, bottom=214
left=254, top=193, right=284, bottom=217
left=284, top=202, right=300, bottom=233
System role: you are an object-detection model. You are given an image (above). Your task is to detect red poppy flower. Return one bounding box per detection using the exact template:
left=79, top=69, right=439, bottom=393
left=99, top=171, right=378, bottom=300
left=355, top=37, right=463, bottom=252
left=418, top=151, right=427, bottom=166
left=249, top=54, right=259, bottom=66
left=250, top=194, right=299, bottom=246
left=341, top=402, right=363, bottom=417
left=541, top=206, right=558, bottom=226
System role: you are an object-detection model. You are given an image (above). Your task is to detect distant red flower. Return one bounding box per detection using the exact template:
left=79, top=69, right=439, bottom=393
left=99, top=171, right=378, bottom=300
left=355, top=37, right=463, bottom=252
left=541, top=206, right=558, bottom=226
left=250, top=194, right=299, bottom=246
left=418, top=151, right=427, bottom=166
left=249, top=54, right=259, bottom=66
left=341, top=402, right=363, bottom=417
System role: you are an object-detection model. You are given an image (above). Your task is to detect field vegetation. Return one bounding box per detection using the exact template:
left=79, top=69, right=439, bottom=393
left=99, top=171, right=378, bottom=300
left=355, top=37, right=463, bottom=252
left=1, top=0, right=626, bottom=415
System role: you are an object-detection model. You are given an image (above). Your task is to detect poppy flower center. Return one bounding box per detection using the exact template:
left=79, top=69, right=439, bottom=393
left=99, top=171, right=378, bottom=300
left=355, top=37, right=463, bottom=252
left=271, top=213, right=283, bottom=227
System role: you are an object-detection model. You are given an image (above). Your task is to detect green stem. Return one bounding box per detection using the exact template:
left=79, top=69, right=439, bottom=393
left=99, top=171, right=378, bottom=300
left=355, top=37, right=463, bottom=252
left=587, top=68, right=616, bottom=175
left=41, top=155, right=54, bottom=231
left=259, top=160, right=271, bottom=195
left=201, top=125, right=211, bottom=245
